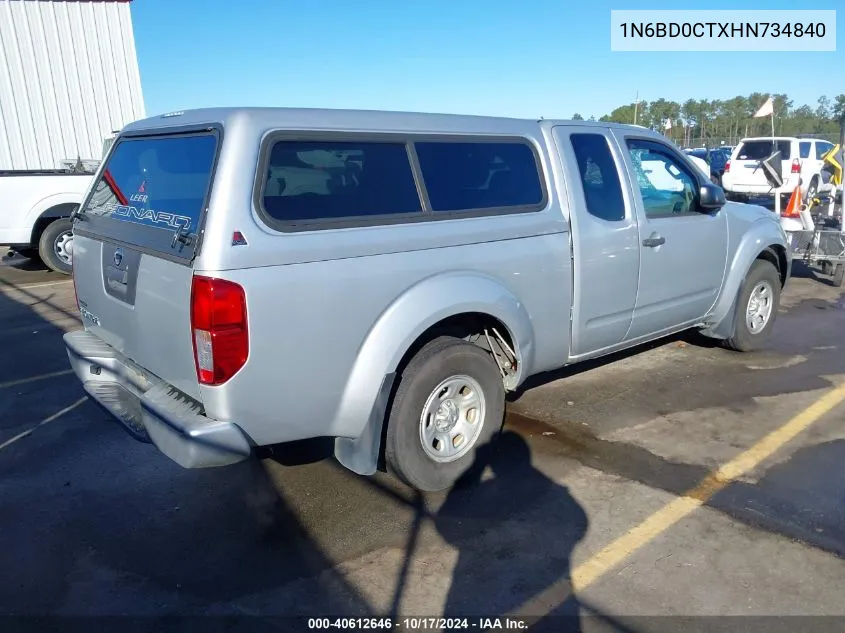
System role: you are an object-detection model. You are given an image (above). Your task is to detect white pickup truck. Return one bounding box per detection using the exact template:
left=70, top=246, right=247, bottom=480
left=0, top=168, right=94, bottom=274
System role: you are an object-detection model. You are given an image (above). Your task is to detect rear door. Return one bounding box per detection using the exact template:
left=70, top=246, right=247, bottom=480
left=731, top=139, right=792, bottom=187
left=71, top=129, right=219, bottom=400
left=552, top=125, right=640, bottom=357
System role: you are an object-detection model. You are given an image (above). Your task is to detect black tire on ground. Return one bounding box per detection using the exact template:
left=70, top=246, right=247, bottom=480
left=37, top=218, right=74, bottom=274
left=724, top=259, right=782, bottom=352
left=384, top=336, right=505, bottom=492
left=833, top=264, right=845, bottom=288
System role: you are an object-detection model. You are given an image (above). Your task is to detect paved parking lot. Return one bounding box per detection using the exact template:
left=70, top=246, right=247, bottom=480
left=2, top=252, right=845, bottom=630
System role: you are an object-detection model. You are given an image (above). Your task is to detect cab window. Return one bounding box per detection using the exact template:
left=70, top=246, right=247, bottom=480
left=625, top=139, right=698, bottom=218
left=816, top=141, right=834, bottom=160
left=570, top=133, right=625, bottom=222
left=799, top=142, right=812, bottom=159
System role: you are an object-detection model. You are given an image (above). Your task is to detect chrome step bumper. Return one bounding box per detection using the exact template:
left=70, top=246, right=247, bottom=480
left=65, top=329, right=252, bottom=468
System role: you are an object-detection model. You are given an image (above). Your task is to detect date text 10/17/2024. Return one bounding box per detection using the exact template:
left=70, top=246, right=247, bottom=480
left=307, top=617, right=529, bottom=630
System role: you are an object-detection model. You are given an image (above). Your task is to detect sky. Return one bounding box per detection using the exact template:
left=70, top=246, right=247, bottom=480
left=130, top=0, right=842, bottom=120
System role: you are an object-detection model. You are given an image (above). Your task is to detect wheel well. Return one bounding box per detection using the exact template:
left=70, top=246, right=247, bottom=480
left=757, top=245, right=788, bottom=287
left=395, top=312, right=518, bottom=387
left=375, top=312, right=518, bottom=472
left=30, top=203, right=78, bottom=245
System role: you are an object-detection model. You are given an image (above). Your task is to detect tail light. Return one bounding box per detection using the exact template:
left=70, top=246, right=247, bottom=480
left=791, top=159, right=800, bottom=174
left=190, top=276, right=248, bottom=386
left=723, top=160, right=730, bottom=173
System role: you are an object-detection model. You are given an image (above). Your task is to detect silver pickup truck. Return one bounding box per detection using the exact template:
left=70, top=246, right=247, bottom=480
left=65, top=108, right=790, bottom=492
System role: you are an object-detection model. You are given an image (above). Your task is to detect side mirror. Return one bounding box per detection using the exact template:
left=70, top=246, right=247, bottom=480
left=699, top=183, right=726, bottom=210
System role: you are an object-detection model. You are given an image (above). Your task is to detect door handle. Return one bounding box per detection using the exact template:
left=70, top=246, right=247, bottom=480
left=642, top=234, right=666, bottom=248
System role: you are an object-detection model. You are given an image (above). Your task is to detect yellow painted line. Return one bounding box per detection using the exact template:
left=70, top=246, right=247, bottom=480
left=0, top=369, right=75, bottom=390
left=509, top=382, right=845, bottom=618
left=0, top=396, right=87, bottom=451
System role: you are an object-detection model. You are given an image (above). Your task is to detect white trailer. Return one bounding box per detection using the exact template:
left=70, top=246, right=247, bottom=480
left=0, top=0, right=145, bottom=273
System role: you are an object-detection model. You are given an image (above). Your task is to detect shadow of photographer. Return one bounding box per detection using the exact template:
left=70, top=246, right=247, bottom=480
left=433, top=431, right=588, bottom=628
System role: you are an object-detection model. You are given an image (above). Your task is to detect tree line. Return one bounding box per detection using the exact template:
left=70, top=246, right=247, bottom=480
left=571, top=93, right=845, bottom=148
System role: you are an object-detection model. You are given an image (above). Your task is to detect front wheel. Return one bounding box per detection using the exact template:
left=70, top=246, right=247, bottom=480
left=384, top=336, right=505, bottom=492
left=38, top=218, right=74, bottom=274
left=724, top=259, right=781, bottom=352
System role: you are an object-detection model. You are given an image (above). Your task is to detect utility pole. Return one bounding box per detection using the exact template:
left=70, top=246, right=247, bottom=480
left=633, top=91, right=639, bottom=126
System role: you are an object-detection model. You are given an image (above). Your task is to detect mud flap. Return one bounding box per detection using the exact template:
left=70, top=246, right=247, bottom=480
left=334, top=372, right=396, bottom=476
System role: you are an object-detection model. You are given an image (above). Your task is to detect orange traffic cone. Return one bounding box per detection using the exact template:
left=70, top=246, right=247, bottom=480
left=782, top=184, right=802, bottom=218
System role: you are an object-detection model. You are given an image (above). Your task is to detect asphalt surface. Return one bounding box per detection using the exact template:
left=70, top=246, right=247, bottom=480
left=2, top=252, right=845, bottom=631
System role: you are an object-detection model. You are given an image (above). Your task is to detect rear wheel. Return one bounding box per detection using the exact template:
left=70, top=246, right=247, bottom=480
left=384, top=336, right=505, bottom=492
left=38, top=218, right=74, bottom=274
left=724, top=259, right=781, bottom=352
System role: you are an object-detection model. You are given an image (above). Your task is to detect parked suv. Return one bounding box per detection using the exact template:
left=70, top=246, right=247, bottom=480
left=722, top=136, right=835, bottom=202
left=65, top=108, right=789, bottom=492
left=685, top=147, right=731, bottom=185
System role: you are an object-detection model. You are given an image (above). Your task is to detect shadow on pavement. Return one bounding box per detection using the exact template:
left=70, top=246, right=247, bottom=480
left=790, top=259, right=841, bottom=288
left=712, top=438, right=845, bottom=559
left=0, top=279, right=374, bottom=621
left=0, top=275, right=601, bottom=627
left=436, top=432, right=587, bottom=621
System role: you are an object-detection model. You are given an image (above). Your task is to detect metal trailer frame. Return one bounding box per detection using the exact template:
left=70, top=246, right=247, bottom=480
left=786, top=225, right=845, bottom=287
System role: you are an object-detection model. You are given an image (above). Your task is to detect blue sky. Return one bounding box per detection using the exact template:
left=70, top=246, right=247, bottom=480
left=130, top=0, right=842, bottom=120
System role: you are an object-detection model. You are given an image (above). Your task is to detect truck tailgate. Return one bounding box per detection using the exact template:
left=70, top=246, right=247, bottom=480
left=73, top=234, right=200, bottom=400
left=71, top=130, right=220, bottom=403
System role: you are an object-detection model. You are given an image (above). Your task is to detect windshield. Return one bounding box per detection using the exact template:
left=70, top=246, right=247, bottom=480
left=736, top=140, right=792, bottom=161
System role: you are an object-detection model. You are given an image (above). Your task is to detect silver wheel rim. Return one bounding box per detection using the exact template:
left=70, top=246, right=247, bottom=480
left=746, top=281, right=774, bottom=334
left=54, top=230, right=74, bottom=265
left=419, top=375, right=486, bottom=463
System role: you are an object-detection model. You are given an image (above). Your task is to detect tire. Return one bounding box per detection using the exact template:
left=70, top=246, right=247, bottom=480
left=37, top=218, right=74, bottom=274
left=384, top=336, right=505, bottom=492
left=724, top=259, right=781, bottom=352
left=833, top=264, right=845, bottom=288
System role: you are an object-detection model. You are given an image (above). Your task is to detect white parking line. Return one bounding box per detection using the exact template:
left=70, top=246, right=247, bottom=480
left=0, top=369, right=74, bottom=390
left=1, top=279, right=73, bottom=291
left=0, top=396, right=87, bottom=451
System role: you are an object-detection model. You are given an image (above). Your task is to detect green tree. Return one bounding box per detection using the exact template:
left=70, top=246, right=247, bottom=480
left=816, top=95, right=831, bottom=120
left=833, top=94, right=845, bottom=143
left=603, top=103, right=637, bottom=124
left=572, top=113, right=584, bottom=120
left=597, top=93, right=842, bottom=145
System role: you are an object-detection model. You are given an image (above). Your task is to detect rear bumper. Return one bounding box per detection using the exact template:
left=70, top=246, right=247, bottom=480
left=0, top=228, right=33, bottom=246
left=64, top=329, right=252, bottom=468
left=723, top=177, right=802, bottom=197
